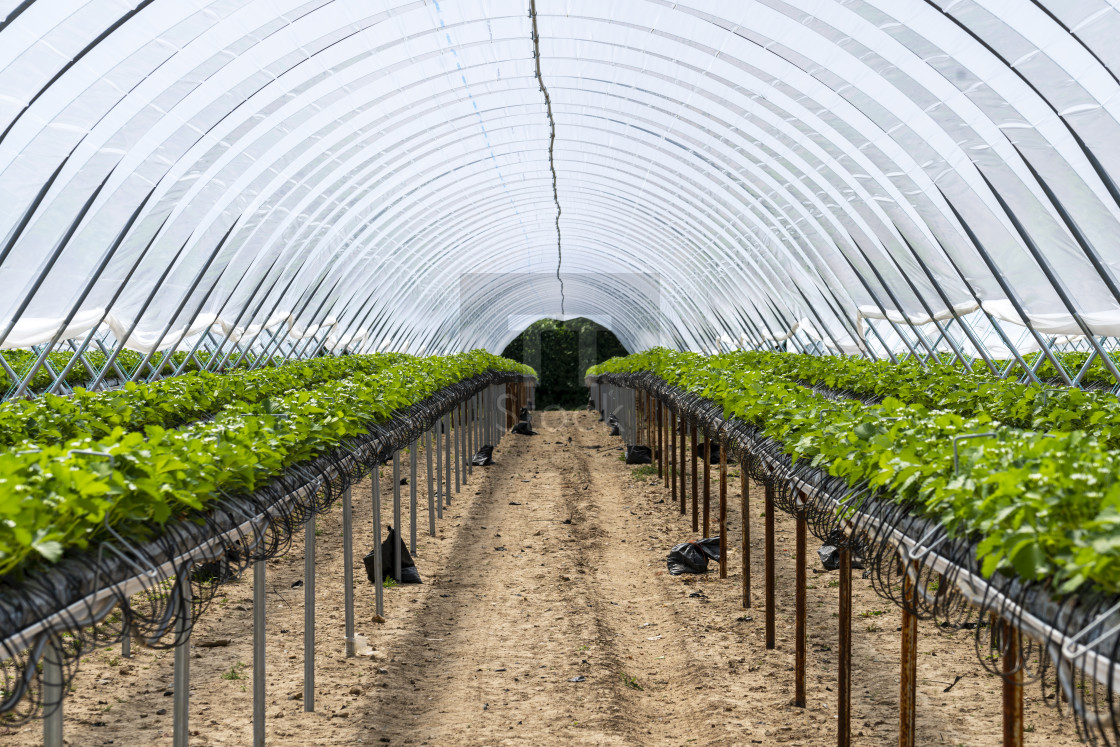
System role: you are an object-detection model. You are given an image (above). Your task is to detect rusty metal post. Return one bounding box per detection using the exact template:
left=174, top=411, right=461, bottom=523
left=670, top=408, right=677, bottom=505
left=703, top=439, right=711, bottom=537
left=1002, top=622, right=1024, bottom=747
left=741, top=468, right=750, bottom=608
left=691, top=423, right=699, bottom=532
left=765, top=482, right=776, bottom=650
left=795, top=505, right=807, bottom=708
left=900, top=562, right=918, bottom=747
left=719, top=437, right=728, bottom=578
left=679, top=414, right=687, bottom=514
left=838, top=545, right=852, bottom=747
left=657, top=399, right=664, bottom=480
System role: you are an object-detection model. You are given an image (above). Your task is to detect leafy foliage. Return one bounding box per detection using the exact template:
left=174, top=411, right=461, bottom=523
left=0, top=351, right=533, bottom=578
left=502, top=318, right=626, bottom=409
left=0, top=353, right=409, bottom=449
left=0, top=347, right=281, bottom=395
left=590, top=349, right=1120, bottom=595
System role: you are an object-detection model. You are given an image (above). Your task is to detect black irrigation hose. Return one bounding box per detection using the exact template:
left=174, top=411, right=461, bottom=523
left=0, top=370, right=533, bottom=727
left=591, top=371, right=1120, bottom=746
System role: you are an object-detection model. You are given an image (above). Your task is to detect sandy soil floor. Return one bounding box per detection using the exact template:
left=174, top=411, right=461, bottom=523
left=6, top=410, right=1084, bottom=746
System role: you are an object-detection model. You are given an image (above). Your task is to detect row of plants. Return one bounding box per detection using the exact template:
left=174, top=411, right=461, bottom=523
left=0, top=347, right=282, bottom=394
left=588, top=349, right=1120, bottom=596
left=725, top=351, right=1120, bottom=448
left=0, top=350, right=534, bottom=579
left=0, top=353, right=410, bottom=450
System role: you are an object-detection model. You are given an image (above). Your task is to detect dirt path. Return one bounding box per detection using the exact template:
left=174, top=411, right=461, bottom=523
left=6, top=410, right=1085, bottom=746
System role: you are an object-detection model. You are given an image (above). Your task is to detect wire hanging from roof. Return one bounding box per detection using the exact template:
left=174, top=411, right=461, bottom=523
left=528, top=0, right=565, bottom=316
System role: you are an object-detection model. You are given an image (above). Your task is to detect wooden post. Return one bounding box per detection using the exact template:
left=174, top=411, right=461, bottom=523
left=1002, top=622, right=1023, bottom=747
left=691, top=423, right=699, bottom=532
left=741, top=468, right=750, bottom=608
left=838, top=545, right=852, bottom=747
left=900, top=562, right=918, bottom=747
left=794, top=506, right=807, bottom=707
left=719, top=437, right=728, bottom=578
left=765, top=482, right=776, bottom=650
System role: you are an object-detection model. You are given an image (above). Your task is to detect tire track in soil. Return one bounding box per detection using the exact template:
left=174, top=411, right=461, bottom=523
left=358, top=411, right=639, bottom=745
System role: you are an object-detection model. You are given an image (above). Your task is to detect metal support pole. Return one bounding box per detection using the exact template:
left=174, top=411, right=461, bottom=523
left=444, top=411, right=452, bottom=506
left=303, top=514, right=315, bottom=711
left=436, top=419, right=445, bottom=516
left=426, top=429, right=436, bottom=536
left=42, top=635, right=63, bottom=747
left=680, top=414, right=687, bottom=515
left=703, top=439, right=711, bottom=537
left=467, top=398, right=474, bottom=478
left=691, top=424, right=699, bottom=532
left=392, top=452, right=402, bottom=583
left=741, top=469, right=751, bottom=608
left=657, top=399, right=664, bottom=480
left=670, top=409, right=677, bottom=506
left=719, top=438, right=728, bottom=578
left=899, top=564, right=918, bottom=747
left=342, top=488, right=355, bottom=657
left=409, top=440, right=418, bottom=554
left=838, top=546, right=852, bottom=747
left=795, top=507, right=807, bottom=708
left=122, top=620, right=131, bottom=658
left=1003, top=622, right=1024, bottom=747
left=173, top=579, right=192, bottom=747
left=372, top=474, right=384, bottom=616
left=253, top=555, right=266, bottom=747
left=461, top=401, right=468, bottom=485
left=453, top=407, right=461, bottom=495
left=765, top=483, right=776, bottom=650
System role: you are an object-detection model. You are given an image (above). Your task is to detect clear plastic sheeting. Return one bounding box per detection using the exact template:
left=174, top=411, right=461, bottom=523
left=1, top=0, right=1120, bottom=364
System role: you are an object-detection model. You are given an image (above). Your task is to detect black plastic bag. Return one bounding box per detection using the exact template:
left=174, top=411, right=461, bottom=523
left=608, top=416, right=620, bottom=436
left=667, top=541, right=709, bottom=574
left=697, top=441, right=721, bottom=464
left=363, top=526, right=421, bottom=584
left=696, top=537, right=721, bottom=561
left=511, top=420, right=535, bottom=435
left=626, top=444, right=652, bottom=464
left=817, top=529, right=865, bottom=571
left=472, top=445, right=495, bottom=466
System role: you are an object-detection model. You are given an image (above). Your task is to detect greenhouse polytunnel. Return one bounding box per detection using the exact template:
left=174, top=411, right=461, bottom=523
left=2, top=0, right=1120, bottom=745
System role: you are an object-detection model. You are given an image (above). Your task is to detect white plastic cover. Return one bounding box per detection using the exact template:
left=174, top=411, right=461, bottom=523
left=1, top=0, right=1120, bottom=356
